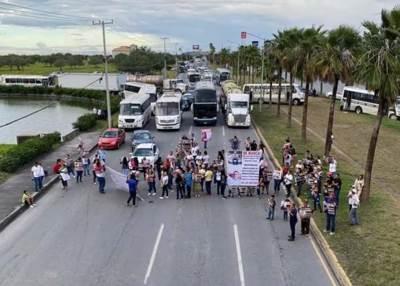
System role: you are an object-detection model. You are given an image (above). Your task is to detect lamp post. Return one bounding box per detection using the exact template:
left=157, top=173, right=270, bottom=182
left=245, top=32, right=266, bottom=112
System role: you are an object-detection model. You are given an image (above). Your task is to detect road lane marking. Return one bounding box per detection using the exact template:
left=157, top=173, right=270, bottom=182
left=233, top=224, right=246, bottom=286
left=310, top=236, right=338, bottom=286
left=144, top=223, right=165, bottom=285
left=189, top=125, right=193, bottom=137
left=222, top=125, right=226, bottom=137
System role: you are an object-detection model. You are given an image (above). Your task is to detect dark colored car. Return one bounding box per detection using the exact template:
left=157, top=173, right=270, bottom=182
left=131, top=130, right=155, bottom=152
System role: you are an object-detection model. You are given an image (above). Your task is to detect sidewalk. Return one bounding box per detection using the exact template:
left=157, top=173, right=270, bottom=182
left=0, top=131, right=99, bottom=222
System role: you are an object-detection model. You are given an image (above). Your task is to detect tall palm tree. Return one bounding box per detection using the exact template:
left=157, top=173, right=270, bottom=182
left=296, top=26, right=326, bottom=141
left=271, top=32, right=286, bottom=116
left=356, top=8, right=400, bottom=201
left=317, top=26, right=361, bottom=156
left=281, top=28, right=303, bottom=127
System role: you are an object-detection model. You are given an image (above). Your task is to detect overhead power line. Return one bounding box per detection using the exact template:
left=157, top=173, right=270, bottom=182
left=0, top=1, right=93, bottom=21
left=0, top=8, right=87, bottom=24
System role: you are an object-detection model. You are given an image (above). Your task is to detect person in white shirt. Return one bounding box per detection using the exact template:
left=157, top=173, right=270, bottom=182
left=273, top=168, right=282, bottom=194
left=284, top=171, right=294, bottom=197
left=31, top=162, right=44, bottom=192
left=349, top=189, right=360, bottom=225
left=328, top=156, right=337, bottom=175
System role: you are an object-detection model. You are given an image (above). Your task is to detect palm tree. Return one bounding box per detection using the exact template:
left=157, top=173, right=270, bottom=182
left=317, top=26, right=361, bottom=156
left=296, top=26, right=326, bottom=141
left=356, top=8, right=400, bottom=201
left=281, top=28, right=303, bottom=127
left=271, top=32, right=286, bottom=116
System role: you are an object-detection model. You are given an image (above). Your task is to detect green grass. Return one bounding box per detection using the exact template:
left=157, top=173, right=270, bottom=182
left=0, top=62, right=117, bottom=75
left=253, top=106, right=400, bottom=286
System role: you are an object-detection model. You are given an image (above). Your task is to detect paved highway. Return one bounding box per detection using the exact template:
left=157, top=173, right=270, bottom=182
left=0, top=103, right=336, bottom=285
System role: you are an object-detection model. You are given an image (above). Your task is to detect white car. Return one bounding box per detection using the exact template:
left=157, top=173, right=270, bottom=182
left=131, top=143, right=160, bottom=169
left=327, top=91, right=343, bottom=101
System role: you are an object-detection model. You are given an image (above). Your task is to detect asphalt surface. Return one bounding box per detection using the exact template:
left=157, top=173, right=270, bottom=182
left=0, top=92, right=335, bottom=286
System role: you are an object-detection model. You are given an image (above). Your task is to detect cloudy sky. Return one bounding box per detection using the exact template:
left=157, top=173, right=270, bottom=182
left=0, top=0, right=398, bottom=55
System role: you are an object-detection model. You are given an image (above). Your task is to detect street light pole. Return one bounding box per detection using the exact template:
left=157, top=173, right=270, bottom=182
left=161, top=37, right=168, bottom=79
left=245, top=32, right=266, bottom=112
left=93, top=19, right=114, bottom=128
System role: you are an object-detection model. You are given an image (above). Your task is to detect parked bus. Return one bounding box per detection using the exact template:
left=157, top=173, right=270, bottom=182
left=225, top=93, right=251, bottom=128
left=216, top=68, right=231, bottom=84
left=242, top=83, right=305, bottom=105
left=0, top=75, right=51, bottom=87
left=155, top=92, right=182, bottom=130
left=193, top=81, right=218, bottom=125
left=118, top=93, right=152, bottom=129
left=339, top=86, right=378, bottom=115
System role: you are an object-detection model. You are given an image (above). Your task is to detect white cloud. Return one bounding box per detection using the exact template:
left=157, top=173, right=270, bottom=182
left=0, top=0, right=398, bottom=54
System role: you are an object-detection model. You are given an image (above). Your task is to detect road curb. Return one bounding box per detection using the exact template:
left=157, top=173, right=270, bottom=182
left=252, top=118, right=352, bottom=286
left=0, top=139, right=99, bottom=233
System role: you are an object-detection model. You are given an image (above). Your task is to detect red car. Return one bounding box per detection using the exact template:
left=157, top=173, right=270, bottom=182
left=98, top=128, right=125, bottom=150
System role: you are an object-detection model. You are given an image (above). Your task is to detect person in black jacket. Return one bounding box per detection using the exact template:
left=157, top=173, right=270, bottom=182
left=288, top=203, right=298, bottom=241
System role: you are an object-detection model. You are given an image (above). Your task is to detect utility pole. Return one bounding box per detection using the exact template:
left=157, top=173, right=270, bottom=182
left=161, top=37, right=168, bottom=79
left=174, top=43, right=178, bottom=77
left=93, top=19, right=114, bottom=128
left=245, top=32, right=266, bottom=112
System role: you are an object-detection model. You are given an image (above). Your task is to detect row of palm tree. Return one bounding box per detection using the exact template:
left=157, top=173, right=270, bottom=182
left=213, top=7, right=400, bottom=201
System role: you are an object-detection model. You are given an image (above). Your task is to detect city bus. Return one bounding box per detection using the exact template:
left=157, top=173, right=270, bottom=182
left=242, top=83, right=305, bottom=105
left=118, top=93, right=152, bottom=129
left=192, top=81, right=217, bottom=125
left=155, top=92, right=182, bottom=130
left=339, top=86, right=378, bottom=115
left=0, top=75, right=51, bottom=87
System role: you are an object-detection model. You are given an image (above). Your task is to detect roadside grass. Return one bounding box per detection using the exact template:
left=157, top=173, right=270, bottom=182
left=252, top=104, right=400, bottom=286
left=0, top=62, right=117, bottom=75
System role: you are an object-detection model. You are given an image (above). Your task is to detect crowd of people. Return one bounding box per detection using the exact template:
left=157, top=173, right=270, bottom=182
left=271, top=138, right=364, bottom=240
left=24, top=133, right=364, bottom=242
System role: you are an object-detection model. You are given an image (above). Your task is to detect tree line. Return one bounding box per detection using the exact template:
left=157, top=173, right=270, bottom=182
left=211, top=7, right=400, bottom=202
left=0, top=54, right=106, bottom=71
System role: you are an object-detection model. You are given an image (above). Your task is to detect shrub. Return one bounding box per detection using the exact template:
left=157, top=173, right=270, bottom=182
left=0, top=132, right=61, bottom=172
left=73, top=113, right=97, bottom=131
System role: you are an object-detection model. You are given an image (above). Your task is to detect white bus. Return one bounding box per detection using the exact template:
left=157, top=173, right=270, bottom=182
left=225, top=93, right=251, bottom=128
left=155, top=92, right=182, bottom=130
left=0, top=75, right=51, bottom=87
left=242, top=83, right=305, bottom=105
left=339, top=86, right=379, bottom=115
left=118, top=93, right=152, bottom=129
left=124, top=82, right=157, bottom=114
left=188, top=71, right=201, bottom=89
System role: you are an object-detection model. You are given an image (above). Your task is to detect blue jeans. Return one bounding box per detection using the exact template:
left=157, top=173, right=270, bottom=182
left=148, top=182, right=156, bottom=194
left=267, top=207, right=275, bottom=220
left=326, top=214, right=336, bottom=232
left=97, top=177, right=106, bottom=193
left=67, top=166, right=75, bottom=176
left=350, top=208, right=359, bottom=225
left=273, top=179, right=281, bottom=193
left=83, top=164, right=90, bottom=176
left=33, top=177, right=42, bottom=192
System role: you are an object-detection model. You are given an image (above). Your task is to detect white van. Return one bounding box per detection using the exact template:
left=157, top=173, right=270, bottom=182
left=242, top=83, right=305, bottom=105
left=225, top=93, right=251, bottom=127
left=339, top=86, right=378, bottom=115
left=155, top=92, right=182, bottom=130
left=118, top=93, right=152, bottom=129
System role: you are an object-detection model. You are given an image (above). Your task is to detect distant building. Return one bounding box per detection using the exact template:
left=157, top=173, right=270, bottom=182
left=112, top=44, right=138, bottom=58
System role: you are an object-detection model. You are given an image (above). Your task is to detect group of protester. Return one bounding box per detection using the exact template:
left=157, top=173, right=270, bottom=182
left=268, top=137, right=364, bottom=241
left=23, top=133, right=364, bottom=243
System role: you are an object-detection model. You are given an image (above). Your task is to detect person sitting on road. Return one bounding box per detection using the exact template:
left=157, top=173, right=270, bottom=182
left=22, top=190, right=36, bottom=208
